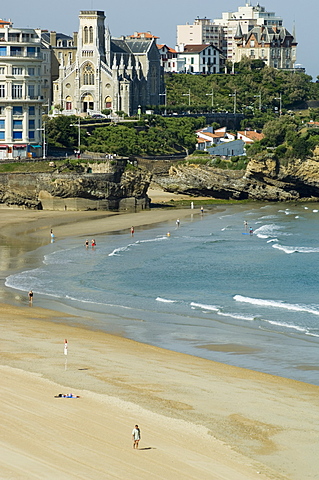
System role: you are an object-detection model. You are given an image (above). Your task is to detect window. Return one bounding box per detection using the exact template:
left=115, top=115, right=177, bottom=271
left=28, top=67, right=35, bottom=76
left=0, top=84, right=5, bottom=97
left=84, top=26, right=88, bottom=44
left=29, top=130, right=35, bottom=139
left=89, top=26, right=93, bottom=43
left=29, top=106, right=35, bottom=116
left=191, top=57, right=194, bottom=65
left=250, top=40, right=255, bottom=47
left=27, top=47, right=36, bottom=57
left=11, top=46, right=22, bottom=56
left=28, top=85, right=35, bottom=98
left=0, top=67, right=4, bottom=74
left=0, top=131, right=4, bottom=140
left=12, top=84, right=22, bottom=98
left=29, top=120, right=35, bottom=129
left=13, top=106, right=23, bottom=115
left=0, top=119, right=5, bottom=129
left=13, top=131, right=22, bottom=139
left=0, top=46, right=7, bottom=56
left=13, top=120, right=22, bottom=129
left=13, top=67, right=23, bottom=75
left=83, top=64, right=94, bottom=85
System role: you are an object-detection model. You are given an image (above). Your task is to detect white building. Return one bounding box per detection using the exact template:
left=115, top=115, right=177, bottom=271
left=177, top=3, right=296, bottom=68
left=0, top=23, right=45, bottom=159
left=53, top=11, right=162, bottom=116
left=176, top=44, right=222, bottom=74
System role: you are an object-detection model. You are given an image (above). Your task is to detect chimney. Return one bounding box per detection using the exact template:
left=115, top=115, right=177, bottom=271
left=50, top=31, right=56, bottom=47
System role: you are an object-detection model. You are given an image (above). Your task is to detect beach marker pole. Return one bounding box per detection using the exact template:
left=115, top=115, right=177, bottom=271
left=64, top=339, right=68, bottom=370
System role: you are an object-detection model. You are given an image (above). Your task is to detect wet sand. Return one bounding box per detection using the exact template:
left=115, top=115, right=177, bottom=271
left=0, top=203, right=319, bottom=480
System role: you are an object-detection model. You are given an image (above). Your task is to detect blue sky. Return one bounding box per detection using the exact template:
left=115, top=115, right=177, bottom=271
left=3, top=0, right=318, bottom=79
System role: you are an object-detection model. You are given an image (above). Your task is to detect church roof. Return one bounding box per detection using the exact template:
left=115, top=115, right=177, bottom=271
left=111, top=38, right=153, bottom=54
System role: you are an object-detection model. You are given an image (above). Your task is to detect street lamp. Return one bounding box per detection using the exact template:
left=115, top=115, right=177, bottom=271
left=137, top=105, right=141, bottom=121
left=275, top=93, right=282, bottom=116
left=206, top=88, right=214, bottom=111
left=37, top=121, right=46, bottom=159
left=70, top=118, right=81, bottom=149
left=159, top=89, right=167, bottom=115
left=254, top=93, right=262, bottom=111
left=182, top=89, right=191, bottom=106
left=229, top=90, right=237, bottom=114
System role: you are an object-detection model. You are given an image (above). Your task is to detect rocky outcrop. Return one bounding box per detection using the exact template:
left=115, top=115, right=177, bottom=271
left=0, top=160, right=152, bottom=211
left=152, top=154, right=319, bottom=202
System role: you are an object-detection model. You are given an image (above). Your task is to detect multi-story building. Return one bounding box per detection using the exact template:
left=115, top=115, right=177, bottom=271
left=0, top=23, right=45, bottom=159
left=234, top=24, right=297, bottom=69
left=177, top=2, right=297, bottom=70
left=53, top=11, right=163, bottom=116
left=176, top=44, right=222, bottom=74
left=177, top=17, right=224, bottom=53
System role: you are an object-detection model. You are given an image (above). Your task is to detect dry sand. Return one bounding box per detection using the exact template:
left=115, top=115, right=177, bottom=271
left=0, top=204, right=319, bottom=480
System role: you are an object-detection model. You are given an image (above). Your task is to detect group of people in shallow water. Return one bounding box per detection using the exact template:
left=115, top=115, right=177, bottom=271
left=85, top=239, right=96, bottom=248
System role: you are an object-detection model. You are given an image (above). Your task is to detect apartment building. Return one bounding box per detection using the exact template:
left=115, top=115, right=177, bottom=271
left=177, top=2, right=297, bottom=69
left=0, top=23, right=45, bottom=159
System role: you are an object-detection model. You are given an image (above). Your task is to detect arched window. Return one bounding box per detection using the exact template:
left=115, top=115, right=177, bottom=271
left=89, top=26, right=93, bottom=44
left=83, top=64, right=94, bottom=85
left=83, top=26, right=88, bottom=44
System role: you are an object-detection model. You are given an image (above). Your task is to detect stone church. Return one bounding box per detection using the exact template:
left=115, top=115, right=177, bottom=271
left=53, top=11, right=163, bottom=116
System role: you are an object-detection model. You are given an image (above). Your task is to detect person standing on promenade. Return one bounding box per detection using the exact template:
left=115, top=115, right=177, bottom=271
left=132, top=424, right=141, bottom=449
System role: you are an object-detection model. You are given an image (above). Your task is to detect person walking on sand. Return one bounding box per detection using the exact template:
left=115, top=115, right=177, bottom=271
left=28, top=290, right=33, bottom=303
left=132, top=424, right=141, bottom=449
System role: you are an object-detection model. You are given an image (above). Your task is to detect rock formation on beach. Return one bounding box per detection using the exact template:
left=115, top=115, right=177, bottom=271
left=0, top=160, right=152, bottom=211
left=152, top=153, right=319, bottom=201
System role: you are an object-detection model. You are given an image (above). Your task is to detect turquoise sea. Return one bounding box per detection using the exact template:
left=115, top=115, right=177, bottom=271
left=5, top=203, right=319, bottom=385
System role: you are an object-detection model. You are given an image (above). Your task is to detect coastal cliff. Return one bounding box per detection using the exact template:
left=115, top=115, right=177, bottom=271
left=0, top=160, right=152, bottom=211
left=152, top=153, right=319, bottom=201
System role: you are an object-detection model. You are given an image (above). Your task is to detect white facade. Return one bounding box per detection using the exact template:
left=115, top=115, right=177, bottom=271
left=177, top=3, right=293, bottom=67
left=0, top=25, right=44, bottom=159
left=53, top=11, right=162, bottom=116
left=176, top=44, right=221, bottom=74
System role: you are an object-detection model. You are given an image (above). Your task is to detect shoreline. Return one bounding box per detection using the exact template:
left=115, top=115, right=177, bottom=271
left=1, top=204, right=319, bottom=479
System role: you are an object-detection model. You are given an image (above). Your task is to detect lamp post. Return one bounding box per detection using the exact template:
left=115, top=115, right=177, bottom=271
left=275, top=93, right=282, bottom=116
left=70, top=118, right=81, bottom=149
left=254, top=93, right=262, bottom=112
left=37, top=121, right=46, bottom=159
left=182, top=89, right=191, bottom=106
left=206, top=88, right=214, bottom=111
left=159, top=89, right=167, bottom=115
left=137, top=105, right=141, bottom=121
left=229, top=90, right=237, bottom=114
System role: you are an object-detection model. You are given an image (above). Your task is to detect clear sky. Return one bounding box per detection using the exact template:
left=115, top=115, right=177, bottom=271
left=3, top=0, right=318, bottom=79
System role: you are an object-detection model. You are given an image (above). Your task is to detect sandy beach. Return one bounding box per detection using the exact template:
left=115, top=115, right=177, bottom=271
left=1, top=199, right=319, bottom=480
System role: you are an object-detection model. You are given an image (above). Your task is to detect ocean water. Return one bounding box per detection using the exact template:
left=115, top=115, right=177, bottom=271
left=6, top=204, right=319, bottom=385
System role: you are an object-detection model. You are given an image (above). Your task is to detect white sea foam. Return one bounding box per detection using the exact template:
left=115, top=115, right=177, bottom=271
left=234, top=295, right=319, bottom=316
left=272, top=244, right=319, bottom=254
left=190, top=302, right=219, bottom=312
left=217, top=311, right=255, bottom=321
left=156, top=297, right=176, bottom=303
left=108, top=245, right=131, bottom=256
left=313, top=210, right=318, bottom=213
left=190, top=302, right=255, bottom=321
left=65, top=295, right=133, bottom=309
left=267, top=238, right=278, bottom=243
left=253, top=223, right=282, bottom=239
left=266, top=319, right=308, bottom=332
